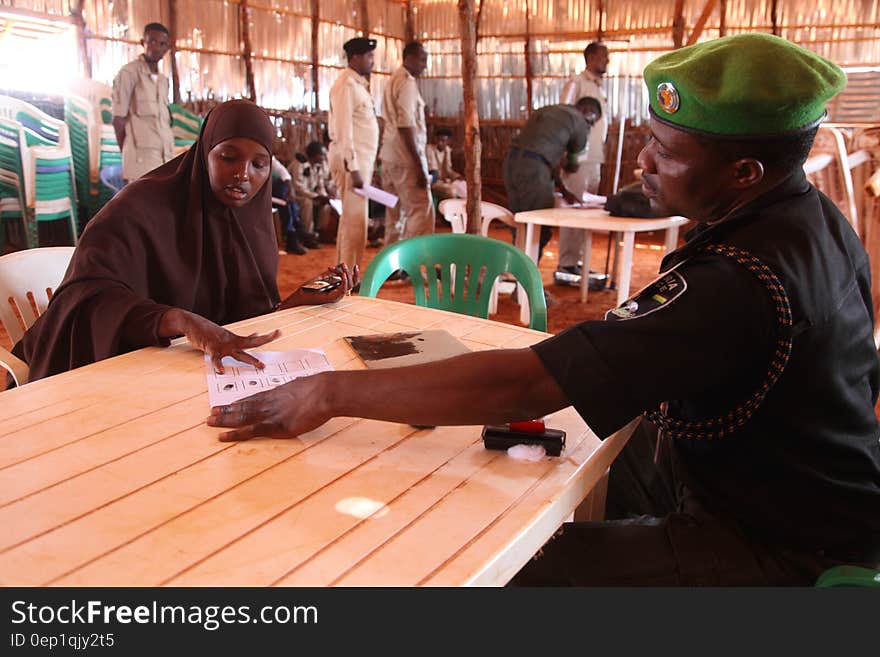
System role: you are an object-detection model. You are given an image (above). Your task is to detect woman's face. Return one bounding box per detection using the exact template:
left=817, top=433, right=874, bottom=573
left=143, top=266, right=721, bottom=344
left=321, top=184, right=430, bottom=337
left=207, top=137, right=271, bottom=208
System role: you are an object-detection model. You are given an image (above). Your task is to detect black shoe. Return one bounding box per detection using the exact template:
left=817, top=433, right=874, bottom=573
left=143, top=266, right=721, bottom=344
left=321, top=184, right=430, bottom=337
left=387, top=270, right=409, bottom=282
left=302, top=236, right=320, bottom=249
left=558, top=264, right=582, bottom=276
left=286, top=241, right=308, bottom=255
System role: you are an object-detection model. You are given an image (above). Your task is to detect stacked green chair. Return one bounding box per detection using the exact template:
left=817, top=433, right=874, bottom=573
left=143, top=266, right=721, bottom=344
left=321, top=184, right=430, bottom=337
left=170, top=103, right=202, bottom=150
left=359, top=233, right=548, bottom=332
left=69, top=80, right=122, bottom=215
left=0, top=117, right=28, bottom=252
left=0, top=95, right=78, bottom=248
left=64, top=94, right=95, bottom=224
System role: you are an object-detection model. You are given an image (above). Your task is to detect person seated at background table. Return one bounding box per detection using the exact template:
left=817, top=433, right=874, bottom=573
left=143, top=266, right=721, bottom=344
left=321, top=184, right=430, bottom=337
left=11, top=100, right=357, bottom=383
left=208, top=36, right=880, bottom=586
left=288, top=141, right=338, bottom=249
left=426, top=127, right=464, bottom=202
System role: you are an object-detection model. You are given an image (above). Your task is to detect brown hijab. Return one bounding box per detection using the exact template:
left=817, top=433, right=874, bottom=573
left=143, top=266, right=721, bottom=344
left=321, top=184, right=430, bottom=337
left=13, top=99, right=280, bottom=381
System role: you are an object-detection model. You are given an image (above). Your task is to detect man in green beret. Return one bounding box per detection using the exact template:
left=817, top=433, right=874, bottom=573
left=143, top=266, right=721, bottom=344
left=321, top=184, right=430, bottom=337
left=208, top=35, right=880, bottom=585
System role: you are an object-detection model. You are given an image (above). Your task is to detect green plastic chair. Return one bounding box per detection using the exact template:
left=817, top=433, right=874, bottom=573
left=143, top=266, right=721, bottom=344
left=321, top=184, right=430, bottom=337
left=815, top=565, right=880, bottom=587
left=359, top=233, right=548, bottom=332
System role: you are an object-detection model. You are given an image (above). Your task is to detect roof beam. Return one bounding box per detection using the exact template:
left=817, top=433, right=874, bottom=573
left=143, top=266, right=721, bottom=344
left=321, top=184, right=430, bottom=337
left=686, top=0, right=717, bottom=46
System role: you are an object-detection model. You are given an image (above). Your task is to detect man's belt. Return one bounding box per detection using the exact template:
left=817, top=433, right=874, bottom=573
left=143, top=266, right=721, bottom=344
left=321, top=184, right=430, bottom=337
left=509, top=147, right=552, bottom=169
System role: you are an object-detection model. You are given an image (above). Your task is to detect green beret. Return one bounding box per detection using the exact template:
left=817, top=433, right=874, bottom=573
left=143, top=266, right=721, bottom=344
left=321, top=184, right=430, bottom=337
left=644, top=33, right=846, bottom=137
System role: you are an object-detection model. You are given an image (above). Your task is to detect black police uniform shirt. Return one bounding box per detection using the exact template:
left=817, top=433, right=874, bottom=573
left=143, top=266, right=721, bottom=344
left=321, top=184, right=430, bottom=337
left=532, top=169, right=880, bottom=560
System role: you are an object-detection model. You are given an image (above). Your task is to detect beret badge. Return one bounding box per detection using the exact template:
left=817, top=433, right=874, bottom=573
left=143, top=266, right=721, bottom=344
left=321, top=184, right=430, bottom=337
left=657, top=82, right=680, bottom=114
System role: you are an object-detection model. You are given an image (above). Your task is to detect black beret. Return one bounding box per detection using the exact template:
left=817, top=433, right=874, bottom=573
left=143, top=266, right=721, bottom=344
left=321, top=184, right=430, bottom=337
left=343, top=37, right=377, bottom=56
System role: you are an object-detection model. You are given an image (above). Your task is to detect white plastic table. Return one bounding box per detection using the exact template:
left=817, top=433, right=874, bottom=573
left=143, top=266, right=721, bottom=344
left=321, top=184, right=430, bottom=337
left=514, top=208, right=689, bottom=321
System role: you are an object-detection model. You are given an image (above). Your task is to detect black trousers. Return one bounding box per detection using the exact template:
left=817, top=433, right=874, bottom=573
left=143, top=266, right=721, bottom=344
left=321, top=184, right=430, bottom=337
left=511, top=420, right=843, bottom=586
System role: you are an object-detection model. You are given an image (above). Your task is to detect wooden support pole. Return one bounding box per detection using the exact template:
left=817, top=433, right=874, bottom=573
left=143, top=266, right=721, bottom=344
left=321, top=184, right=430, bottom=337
left=672, top=0, right=686, bottom=48
left=70, top=0, right=91, bottom=79
left=240, top=0, right=257, bottom=101
left=719, top=0, right=727, bottom=37
left=459, top=0, right=482, bottom=234
left=311, top=0, right=320, bottom=110
left=168, top=0, right=182, bottom=104
left=771, top=0, right=780, bottom=36
left=597, top=0, right=605, bottom=41
left=686, top=0, right=717, bottom=46
left=359, top=0, right=370, bottom=37
left=524, top=0, right=533, bottom=114
left=404, top=0, right=415, bottom=43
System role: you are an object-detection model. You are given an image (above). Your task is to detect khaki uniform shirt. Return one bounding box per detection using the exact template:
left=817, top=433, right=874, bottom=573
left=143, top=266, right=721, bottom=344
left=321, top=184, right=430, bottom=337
left=328, top=68, right=379, bottom=173
left=379, top=66, right=427, bottom=168
left=289, top=158, right=334, bottom=199
left=426, top=143, right=459, bottom=181
left=112, top=56, right=174, bottom=178
left=560, top=69, right=608, bottom=163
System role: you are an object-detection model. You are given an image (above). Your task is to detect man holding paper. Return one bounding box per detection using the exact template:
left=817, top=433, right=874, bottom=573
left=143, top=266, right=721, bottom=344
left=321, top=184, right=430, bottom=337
left=380, top=41, right=435, bottom=247
left=328, top=37, right=380, bottom=270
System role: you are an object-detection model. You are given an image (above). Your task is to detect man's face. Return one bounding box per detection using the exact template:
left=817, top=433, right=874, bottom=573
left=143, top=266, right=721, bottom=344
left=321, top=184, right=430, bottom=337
left=407, top=49, right=429, bottom=77
left=435, top=135, right=450, bottom=150
left=637, top=117, right=735, bottom=221
left=142, top=29, right=170, bottom=64
left=587, top=47, right=609, bottom=76
left=351, top=51, right=375, bottom=76
left=309, top=148, right=327, bottom=166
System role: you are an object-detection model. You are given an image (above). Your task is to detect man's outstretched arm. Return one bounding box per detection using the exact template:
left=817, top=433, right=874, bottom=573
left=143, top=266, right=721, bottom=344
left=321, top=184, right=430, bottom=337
left=207, top=348, right=569, bottom=441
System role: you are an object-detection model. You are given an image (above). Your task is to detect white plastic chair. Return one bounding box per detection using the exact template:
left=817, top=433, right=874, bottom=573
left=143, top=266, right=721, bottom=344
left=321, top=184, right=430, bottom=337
left=0, top=246, right=75, bottom=386
left=438, top=199, right=521, bottom=314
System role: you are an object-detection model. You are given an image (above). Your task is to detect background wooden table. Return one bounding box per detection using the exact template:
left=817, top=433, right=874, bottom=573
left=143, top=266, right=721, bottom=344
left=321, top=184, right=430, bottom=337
left=0, top=296, right=633, bottom=586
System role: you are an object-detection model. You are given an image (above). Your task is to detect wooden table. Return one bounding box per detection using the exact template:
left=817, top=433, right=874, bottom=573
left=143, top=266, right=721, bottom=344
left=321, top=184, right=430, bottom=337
left=514, top=208, right=688, bottom=319
left=0, top=296, right=635, bottom=587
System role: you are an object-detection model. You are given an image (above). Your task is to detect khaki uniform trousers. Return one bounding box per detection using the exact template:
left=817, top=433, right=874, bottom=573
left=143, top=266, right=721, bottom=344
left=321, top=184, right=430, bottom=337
left=558, top=162, right=602, bottom=268
left=382, top=160, right=435, bottom=245
left=329, top=148, right=373, bottom=270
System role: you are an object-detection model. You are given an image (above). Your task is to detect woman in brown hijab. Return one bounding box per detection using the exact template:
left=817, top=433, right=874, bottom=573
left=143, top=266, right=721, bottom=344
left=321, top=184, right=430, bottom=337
left=12, top=99, right=357, bottom=381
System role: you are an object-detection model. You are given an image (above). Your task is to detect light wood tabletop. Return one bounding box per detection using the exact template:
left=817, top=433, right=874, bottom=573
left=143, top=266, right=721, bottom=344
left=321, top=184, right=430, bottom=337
left=514, top=208, right=689, bottom=315
left=0, top=296, right=634, bottom=587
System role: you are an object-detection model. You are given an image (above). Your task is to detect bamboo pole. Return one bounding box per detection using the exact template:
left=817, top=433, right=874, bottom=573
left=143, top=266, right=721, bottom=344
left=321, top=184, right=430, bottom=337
left=719, top=0, right=727, bottom=37
left=239, top=0, right=257, bottom=102
left=311, top=0, right=320, bottom=110
left=597, top=0, right=605, bottom=41
left=673, top=0, right=686, bottom=48
left=771, top=0, right=780, bottom=36
left=70, top=0, right=91, bottom=79
left=404, top=0, right=415, bottom=43
left=359, top=0, right=370, bottom=37
left=525, top=0, right=533, bottom=114
left=168, top=0, right=182, bottom=104
left=459, top=0, right=482, bottom=234
left=686, top=0, right=717, bottom=46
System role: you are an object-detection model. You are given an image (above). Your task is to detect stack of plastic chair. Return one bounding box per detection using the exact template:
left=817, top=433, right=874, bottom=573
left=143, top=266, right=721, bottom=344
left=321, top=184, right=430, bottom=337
left=69, top=81, right=122, bottom=214
left=64, top=94, right=96, bottom=225
left=170, top=103, right=202, bottom=153
left=0, top=117, right=28, bottom=252
left=0, top=95, right=78, bottom=248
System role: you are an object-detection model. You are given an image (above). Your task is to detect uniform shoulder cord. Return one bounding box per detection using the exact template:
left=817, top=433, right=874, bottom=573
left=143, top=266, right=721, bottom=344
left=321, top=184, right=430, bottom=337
left=644, top=244, right=794, bottom=440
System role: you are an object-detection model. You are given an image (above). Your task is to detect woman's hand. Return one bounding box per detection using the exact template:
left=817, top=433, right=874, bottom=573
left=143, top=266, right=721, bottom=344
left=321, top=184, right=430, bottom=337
left=278, top=262, right=360, bottom=309
left=160, top=308, right=280, bottom=373
left=207, top=374, right=331, bottom=441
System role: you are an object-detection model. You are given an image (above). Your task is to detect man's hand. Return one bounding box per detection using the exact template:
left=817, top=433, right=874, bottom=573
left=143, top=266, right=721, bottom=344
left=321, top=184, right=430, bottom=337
left=561, top=188, right=580, bottom=206
left=563, top=161, right=580, bottom=174
left=315, top=194, right=330, bottom=205
left=159, top=308, right=280, bottom=374
left=278, top=263, right=360, bottom=309
left=350, top=170, right=365, bottom=189
left=208, top=374, right=331, bottom=441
